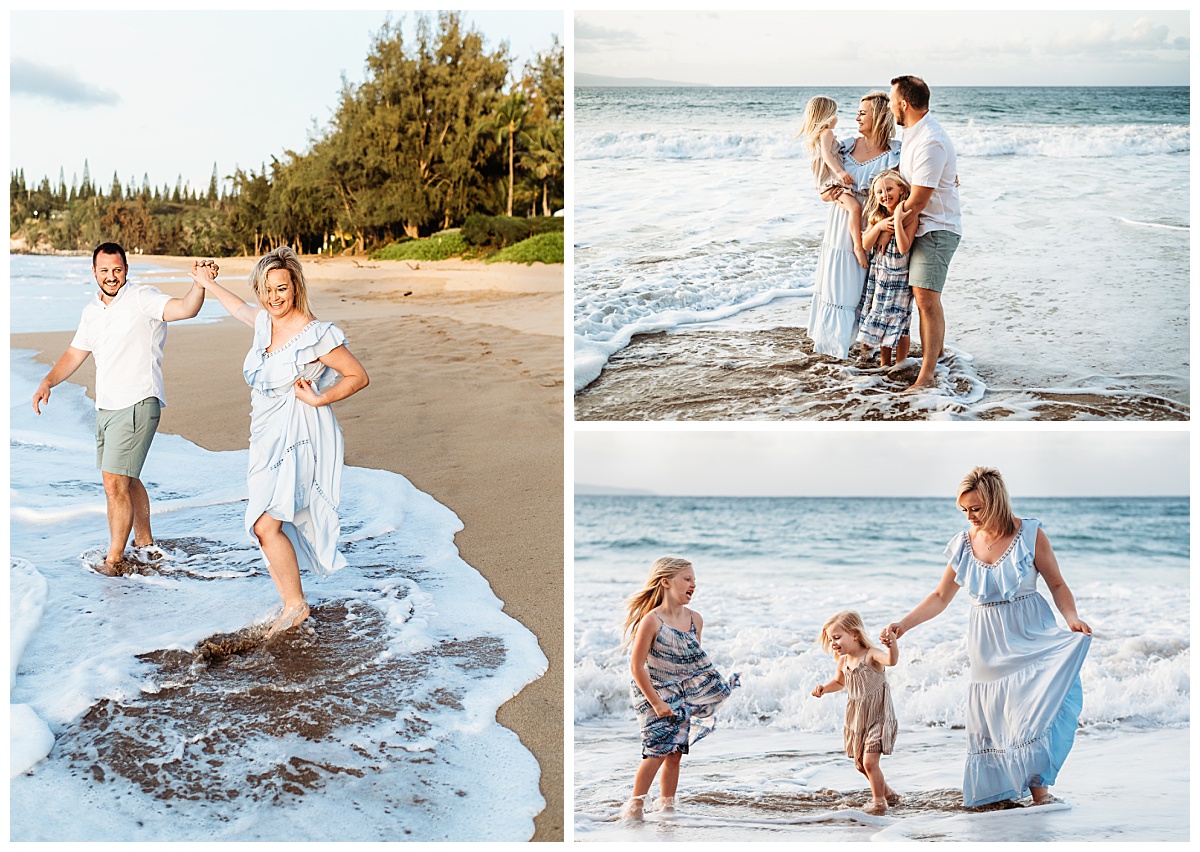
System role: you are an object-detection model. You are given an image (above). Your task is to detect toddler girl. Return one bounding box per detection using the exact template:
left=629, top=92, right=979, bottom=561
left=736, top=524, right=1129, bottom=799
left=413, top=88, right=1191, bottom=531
left=619, top=556, right=739, bottom=820
left=801, top=96, right=868, bottom=268
left=812, top=611, right=900, bottom=815
left=856, top=169, right=918, bottom=367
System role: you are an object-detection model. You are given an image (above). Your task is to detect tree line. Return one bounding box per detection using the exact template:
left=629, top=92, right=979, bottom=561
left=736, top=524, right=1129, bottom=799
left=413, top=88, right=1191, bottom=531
left=10, top=13, right=563, bottom=258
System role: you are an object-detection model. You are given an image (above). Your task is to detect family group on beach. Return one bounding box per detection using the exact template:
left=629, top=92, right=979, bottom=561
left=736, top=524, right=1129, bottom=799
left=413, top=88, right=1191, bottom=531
left=801, top=75, right=962, bottom=392
left=32, top=242, right=368, bottom=638
left=618, top=467, right=1092, bottom=819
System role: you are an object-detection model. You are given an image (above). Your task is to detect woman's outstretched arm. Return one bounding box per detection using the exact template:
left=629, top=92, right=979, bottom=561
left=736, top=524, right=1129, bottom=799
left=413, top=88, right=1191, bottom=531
left=190, top=261, right=259, bottom=328
left=1032, top=527, right=1092, bottom=634
left=884, top=564, right=959, bottom=639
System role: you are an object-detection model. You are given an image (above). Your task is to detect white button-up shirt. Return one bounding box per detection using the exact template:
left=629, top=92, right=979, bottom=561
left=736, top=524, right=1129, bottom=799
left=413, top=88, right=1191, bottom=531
left=899, top=112, right=962, bottom=238
left=70, top=282, right=173, bottom=410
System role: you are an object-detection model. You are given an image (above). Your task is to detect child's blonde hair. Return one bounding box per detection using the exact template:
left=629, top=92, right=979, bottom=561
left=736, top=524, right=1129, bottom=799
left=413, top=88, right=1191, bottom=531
left=621, top=556, right=692, bottom=647
left=799, top=96, right=839, bottom=151
left=819, top=611, right=875, bottom=656
left=863, top=169, right=911, bottom=227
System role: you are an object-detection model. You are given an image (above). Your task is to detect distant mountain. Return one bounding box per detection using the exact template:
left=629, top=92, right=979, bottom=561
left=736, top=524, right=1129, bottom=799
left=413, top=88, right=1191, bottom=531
left=575, top=72, right=711, bottom=88
left=574, top=483, right=657, bottom=496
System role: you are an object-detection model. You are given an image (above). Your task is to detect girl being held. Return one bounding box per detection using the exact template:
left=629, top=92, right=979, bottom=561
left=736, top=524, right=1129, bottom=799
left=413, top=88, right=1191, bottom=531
left=856, top=169, right=918, bottom=368
left=801, top=96, right=869, bottom=269
left=812, top=611, right=900, bottom=815
left=620, top=556, right=740, bottom=820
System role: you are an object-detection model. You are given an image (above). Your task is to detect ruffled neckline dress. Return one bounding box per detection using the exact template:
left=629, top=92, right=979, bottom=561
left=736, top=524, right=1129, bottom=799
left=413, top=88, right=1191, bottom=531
left=630, top=614, right=740, bottom=758
left=946, top=518, right=1090, bottom=806
left=807, top=137, right=901, bottom=359
left=243, top=312, right=349, bottom=577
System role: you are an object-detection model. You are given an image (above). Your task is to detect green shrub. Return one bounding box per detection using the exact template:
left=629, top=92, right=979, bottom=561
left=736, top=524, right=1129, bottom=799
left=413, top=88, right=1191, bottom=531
left=461, top=214, right=563, bottom=249
left=485, top=232, right=564, bottom=265
left=371, top=231, right=467, bottom=261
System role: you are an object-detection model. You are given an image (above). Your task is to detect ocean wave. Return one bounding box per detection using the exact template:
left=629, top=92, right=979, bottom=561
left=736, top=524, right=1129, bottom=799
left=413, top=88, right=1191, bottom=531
left=577, top=124, right=1189, bottom=162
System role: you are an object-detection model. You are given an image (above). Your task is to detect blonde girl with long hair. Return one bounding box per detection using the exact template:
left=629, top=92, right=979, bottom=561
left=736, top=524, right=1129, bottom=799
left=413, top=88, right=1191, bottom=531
left=856, top=168, right=919, bottom=367
left=801, top=96, right=869, bottom=269
left=619, top=556, right=739, bottom=820
left=812, top=610, right=901, bottom=815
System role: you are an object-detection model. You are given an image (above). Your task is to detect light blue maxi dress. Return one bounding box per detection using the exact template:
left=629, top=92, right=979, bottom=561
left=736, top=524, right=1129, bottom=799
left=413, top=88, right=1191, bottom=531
left=807, top=137, right=901, bottom=358
left=243, top=311, right=349, bottom=577
left=946, top=518, right=1090, bottom=806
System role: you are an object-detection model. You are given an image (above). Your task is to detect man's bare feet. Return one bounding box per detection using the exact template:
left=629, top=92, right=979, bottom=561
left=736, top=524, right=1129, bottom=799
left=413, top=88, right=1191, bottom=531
left=903, top=379, right=939, bottom=394
left=266, top=601, right=311, bottom=638
left=864, top=798, right=888, bottom=816
left=853, top=244, right=869, bottom=269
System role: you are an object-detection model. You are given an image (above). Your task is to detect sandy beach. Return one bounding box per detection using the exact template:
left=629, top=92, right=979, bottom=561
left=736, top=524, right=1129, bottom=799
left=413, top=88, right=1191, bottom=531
left=12, top=254, right=564, bottom=840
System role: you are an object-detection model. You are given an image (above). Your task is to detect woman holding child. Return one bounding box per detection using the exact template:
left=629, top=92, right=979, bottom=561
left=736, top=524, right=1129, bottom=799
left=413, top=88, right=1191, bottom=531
left=806, top=90, right=900, bottom=359
left=885, top=467, right=1092, bottom=807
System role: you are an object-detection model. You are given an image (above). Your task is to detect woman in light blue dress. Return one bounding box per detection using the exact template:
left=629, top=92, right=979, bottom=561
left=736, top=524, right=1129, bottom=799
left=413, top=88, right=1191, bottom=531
left=191, top=248, right=369, bottom=637
left=807, top=91, right=901, bottom=359
left=884, top=467, right=1092, bottom=807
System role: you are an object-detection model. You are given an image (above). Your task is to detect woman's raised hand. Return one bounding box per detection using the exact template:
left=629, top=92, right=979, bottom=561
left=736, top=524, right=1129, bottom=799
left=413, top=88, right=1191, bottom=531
left=190, top=259, right=219, bottom=288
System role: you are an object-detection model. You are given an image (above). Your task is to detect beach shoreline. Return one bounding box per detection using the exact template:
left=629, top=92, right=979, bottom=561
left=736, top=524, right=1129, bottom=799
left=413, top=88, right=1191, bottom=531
left=12, top=253, right=564, bottom=840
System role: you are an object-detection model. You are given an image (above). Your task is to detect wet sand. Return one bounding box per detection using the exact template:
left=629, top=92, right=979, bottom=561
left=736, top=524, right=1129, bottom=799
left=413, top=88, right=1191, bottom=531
left=12, top=253, right=565, bottom=840
left=574, top=325, right=1188, bottom=421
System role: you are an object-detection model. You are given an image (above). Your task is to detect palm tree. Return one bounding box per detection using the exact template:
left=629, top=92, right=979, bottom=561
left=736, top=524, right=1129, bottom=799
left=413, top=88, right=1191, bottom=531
left=521, top=121, right=564, bottom=216
left=485, top=92, right=532, bottom=216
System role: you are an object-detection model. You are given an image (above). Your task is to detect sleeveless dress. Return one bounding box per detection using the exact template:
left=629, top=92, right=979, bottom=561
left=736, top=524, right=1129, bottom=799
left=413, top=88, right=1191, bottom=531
left=855, top=233, right=913, bottom=350
left=842, top=661, right=898, bottom=771
left=946, top=518, right=1090, bottom=806
left=243, top=311, right=349, bottom=577
left=630, top=614, right=740, bottom=758
left=807, top=137, right=901, bottom=359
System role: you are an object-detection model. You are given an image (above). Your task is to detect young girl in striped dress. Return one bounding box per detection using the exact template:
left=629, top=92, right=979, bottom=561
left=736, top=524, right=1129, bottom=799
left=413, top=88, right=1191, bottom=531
left=856, top=169, right=919, bottom=368
left=619, top=556, right=740, bottom=820
left=812, top=611, right=901, bottom=815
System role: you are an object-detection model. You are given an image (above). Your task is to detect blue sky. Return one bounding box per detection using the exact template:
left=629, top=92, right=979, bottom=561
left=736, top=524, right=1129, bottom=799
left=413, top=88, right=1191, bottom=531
left=10, top=10, right=562, bottom=193
left=574, top=431, right=1190, bottom=497
left=575, top=11, right=1189, bottom=87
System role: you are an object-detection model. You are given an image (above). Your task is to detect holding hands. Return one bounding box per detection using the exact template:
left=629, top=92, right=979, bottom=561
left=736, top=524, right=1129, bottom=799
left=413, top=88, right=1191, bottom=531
left=190, top=259, right=219, bottom=288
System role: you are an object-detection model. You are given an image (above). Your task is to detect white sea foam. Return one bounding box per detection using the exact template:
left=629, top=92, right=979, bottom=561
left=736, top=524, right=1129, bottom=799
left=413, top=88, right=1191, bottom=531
left=9, top=350, right=547, bottom=840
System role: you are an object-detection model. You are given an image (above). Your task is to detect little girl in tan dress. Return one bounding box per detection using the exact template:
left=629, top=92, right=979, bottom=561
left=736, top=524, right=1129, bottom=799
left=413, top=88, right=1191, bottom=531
left=812, top=610, right=901, bottom=815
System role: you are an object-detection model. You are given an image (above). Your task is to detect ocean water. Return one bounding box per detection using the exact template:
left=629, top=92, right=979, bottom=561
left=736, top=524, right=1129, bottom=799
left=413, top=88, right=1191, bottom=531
left=573, top=86, right=1190, bottom=420
left=9, top=255, right=548, bottom=841
left=573, top=494, right=1189, bottom=840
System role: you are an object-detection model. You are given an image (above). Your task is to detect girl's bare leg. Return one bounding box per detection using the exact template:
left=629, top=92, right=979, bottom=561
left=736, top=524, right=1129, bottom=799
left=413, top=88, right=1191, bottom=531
left=836, top=194, right=869, bottom=268
left=897, top=335, right=911, bottom=363
left=862, top=751, right=888, bottom=814
left=252, top=513, right=310, bottom=636
left=880, top=346, right=894, bottom=367
left=656, top=751, right=683, bottom=811
left=623, top=756, right=666, bottom=819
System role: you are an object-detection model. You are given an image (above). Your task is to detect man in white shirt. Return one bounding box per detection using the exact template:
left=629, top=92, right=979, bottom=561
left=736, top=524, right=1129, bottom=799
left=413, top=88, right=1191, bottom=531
left=890, top=75, right=962, bottom=392
left=32, top=242, right=205, bottom=574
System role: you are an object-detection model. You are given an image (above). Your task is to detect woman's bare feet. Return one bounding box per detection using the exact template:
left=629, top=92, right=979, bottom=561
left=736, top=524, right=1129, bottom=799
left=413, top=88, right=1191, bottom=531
left=885, top=786, right=901, bottom=806
left=266, top=601, right=311, bottom=638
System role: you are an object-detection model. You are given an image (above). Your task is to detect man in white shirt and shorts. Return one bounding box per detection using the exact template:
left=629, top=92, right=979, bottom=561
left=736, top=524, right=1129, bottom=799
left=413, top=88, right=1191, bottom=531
left=32, top=242, right=205, bottom=574
left=890, top=75, right=962, bottom=392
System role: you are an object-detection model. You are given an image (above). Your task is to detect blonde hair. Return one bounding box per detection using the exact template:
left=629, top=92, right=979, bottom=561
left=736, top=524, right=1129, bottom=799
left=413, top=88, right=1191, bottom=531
left=249, top=246, right=315, bottom=318
left=958, top=466, right=1018, bottom=537
left=621, top=556, right=692, bottom=647
left=858, top=91, right=896, bottom=152
left=864, top=169, right=911, bottom=227
left=799, top=96, right=841, bottom=181
left=819, top=611, right=874, bottom=656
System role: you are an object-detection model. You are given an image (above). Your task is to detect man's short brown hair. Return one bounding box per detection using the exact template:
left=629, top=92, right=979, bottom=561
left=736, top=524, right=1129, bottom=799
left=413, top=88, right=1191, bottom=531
left=890, top=75, right=930, bottom=111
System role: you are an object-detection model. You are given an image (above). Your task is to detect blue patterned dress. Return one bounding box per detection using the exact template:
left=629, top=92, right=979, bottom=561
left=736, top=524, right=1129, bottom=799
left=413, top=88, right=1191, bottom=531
left=946, top=519, right=1090, bottom=806
left=631, top=613, right=740, bottom=758
left=856, top=233, right=912, bottom=350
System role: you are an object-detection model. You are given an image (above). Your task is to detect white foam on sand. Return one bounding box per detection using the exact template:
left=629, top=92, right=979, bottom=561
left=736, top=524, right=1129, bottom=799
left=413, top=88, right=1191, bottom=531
left=9, top=350, right=547, bottom=841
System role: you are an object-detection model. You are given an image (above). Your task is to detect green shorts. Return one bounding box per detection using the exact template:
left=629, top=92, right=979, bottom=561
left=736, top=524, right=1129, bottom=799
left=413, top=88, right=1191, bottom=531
left=96, top=397, right=161, bottom=478
left=909, top=230, right=961, bottom=293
